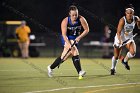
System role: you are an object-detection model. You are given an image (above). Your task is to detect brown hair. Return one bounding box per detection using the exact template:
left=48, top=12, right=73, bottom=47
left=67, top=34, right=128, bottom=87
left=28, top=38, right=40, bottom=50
left=125, top=4, right=134, bottom=10
left=68, top=5, right=78, bottom=12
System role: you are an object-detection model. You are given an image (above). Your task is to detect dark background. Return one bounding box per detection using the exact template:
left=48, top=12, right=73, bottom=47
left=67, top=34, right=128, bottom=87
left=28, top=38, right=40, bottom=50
left=0, top=0, right=140, bottom=57
left=1, top=0, right=140, bottom=33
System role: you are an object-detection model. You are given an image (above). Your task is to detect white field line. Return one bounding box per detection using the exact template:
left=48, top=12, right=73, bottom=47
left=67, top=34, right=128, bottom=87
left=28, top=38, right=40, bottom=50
left=24, top=82, right=140, bottom=93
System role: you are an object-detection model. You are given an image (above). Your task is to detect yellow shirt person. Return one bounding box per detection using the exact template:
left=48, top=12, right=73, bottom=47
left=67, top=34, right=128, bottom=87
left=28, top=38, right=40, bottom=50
left=16, top=23, right=31, bottom=42
left=16, top=21, right=31, bottom=58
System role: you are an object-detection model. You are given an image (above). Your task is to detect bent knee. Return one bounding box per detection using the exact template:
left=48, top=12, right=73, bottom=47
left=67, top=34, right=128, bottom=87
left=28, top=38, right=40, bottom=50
left=129, top=51, right=136, bottom=56
left=71, top=52, right=79, bottom=56
left=128, top=52, right=136, bottom=58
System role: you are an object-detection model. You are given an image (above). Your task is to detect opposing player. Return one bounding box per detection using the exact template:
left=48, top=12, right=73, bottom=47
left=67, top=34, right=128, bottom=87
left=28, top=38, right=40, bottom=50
left=111, top=4, right=140, bottom=75
left=47, top=5, right=89, bottom=78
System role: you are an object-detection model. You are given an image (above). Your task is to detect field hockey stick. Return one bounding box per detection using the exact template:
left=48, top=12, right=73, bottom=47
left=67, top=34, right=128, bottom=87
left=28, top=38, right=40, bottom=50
left=114, top=33, right=138, bottom=48
left=121, top=33, right=137, bottom=47
left=58, top=40, right=77, bottom=68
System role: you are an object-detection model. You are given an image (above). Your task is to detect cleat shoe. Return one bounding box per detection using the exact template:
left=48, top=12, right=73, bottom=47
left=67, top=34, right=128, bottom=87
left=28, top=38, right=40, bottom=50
left=122, top=60, right=130, bottom=70
left=47, top=65, right=53, bottom=77
left=78, top=70, right=86, bottom=79
left=110, top=69, right=116, bottom=75
left=78, top=75, right=83, bottom=80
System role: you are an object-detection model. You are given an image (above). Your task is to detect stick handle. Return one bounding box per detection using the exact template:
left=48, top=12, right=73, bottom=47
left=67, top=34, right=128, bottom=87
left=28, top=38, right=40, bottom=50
left=71, top=40, right=77, bottom=47
left=58, top=40, right=77, bottom=68
left=121, top=33, right=138, bottom=47
left=62, top=40, right=77, bottom=60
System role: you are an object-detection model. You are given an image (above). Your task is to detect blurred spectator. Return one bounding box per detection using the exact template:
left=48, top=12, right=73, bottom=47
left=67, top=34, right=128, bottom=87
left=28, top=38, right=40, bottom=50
left=101, top=25, right=111, bottom=58
left=16, top=21, right=31, bottom=58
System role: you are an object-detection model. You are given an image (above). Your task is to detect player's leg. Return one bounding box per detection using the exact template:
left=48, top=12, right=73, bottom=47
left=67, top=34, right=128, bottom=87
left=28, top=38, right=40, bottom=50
left=111, top=47, right=121, bottom=75
left=23, top=42, right=27, bottom=58
left=24, top=41, right=29, bottom=58
left=122, top=41, right=136, bottom=70
left=18, top=42, right=24, bottom=58
left=26, top=41, right=30, bottom=58
left=47, top=42, right=72, bottom=77
left=70, top=40, right=86, bottom=78
left=50, top=46, right=71, bottom=69
left=71, top=40, right=81, bottom=73
left=119, top=47, right=128, bottom=61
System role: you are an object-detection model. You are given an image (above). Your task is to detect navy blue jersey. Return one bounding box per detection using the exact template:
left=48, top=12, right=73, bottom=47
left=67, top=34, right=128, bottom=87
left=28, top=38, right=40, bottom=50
left=61, top=16, right=82, bottom=46
left=67, top=16, right=82, bottom=36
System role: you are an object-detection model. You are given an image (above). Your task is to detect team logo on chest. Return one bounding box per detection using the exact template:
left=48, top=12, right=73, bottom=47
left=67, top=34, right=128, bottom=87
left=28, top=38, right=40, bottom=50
left=67, top=26, right=81, bottom=35
left=67, top=26, right=81, bottom=31
left=124, top=25, right=133, bottom=33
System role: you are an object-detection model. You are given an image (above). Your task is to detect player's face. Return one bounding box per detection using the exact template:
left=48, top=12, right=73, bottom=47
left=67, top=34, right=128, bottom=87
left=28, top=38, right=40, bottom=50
left=125, top=9, right=134, bottom=20
left=69, top=10, right=78, bottom=21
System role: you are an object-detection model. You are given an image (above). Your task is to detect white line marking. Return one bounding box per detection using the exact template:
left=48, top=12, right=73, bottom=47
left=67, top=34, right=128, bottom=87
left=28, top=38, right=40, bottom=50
left=24, top=82, right=140, bottom=93
left=84, top=85, right=140, bottom=93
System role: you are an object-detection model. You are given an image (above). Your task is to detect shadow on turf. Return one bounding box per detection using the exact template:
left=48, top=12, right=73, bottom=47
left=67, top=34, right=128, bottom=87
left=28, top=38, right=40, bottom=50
left=56, top=76, right=78, bottom=78
left=0, top=76, right=48, bottom=80
left=2, top=73, right=139, bottom=81
left=56, top=74, right=111, bottom=78
left=86, top=74, right=111, bottom=79
left=55, top=73, right=140, bottom=79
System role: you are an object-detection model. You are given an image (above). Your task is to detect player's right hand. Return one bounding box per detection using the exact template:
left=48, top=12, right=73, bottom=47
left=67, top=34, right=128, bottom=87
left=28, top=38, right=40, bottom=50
left=64, top=43, right=72, bottom=50
left=116, top=42, right=122, bottom=48
left=119, top=39, right=122, bottom=44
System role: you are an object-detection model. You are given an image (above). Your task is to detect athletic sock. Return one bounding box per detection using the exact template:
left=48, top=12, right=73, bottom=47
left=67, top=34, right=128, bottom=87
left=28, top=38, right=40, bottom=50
left=124, top=58, right=128, bottom=63
left=111, top=56, right=118, bottom=69
left=124, top=52, right=134, bottom=63
left=50, top=57, right=62, bottom=69
left=72, top=55, right=82, bottom=73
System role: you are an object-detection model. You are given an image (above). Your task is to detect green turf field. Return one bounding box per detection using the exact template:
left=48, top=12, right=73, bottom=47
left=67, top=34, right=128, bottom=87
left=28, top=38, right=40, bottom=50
left=0, top=58, right=140, bottom=93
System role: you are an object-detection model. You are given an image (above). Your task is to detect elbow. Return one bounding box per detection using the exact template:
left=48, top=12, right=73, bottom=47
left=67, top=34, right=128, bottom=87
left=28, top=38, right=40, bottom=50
left=85, top=28, right=89, bottom=34
left=87, top=29, right=89, bottom=33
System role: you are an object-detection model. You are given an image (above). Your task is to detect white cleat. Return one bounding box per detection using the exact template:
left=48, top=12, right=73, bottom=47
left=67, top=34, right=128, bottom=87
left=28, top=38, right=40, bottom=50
left=79, top=70, right=86, bottom=78
left=47, top=65, right=53, bottom=77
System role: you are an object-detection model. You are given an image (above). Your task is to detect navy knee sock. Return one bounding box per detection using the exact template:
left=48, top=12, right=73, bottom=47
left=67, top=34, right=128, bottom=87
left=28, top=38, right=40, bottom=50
left=72, top=55, right=82, bottom=73
left=50, top=57, right=62, bottom=69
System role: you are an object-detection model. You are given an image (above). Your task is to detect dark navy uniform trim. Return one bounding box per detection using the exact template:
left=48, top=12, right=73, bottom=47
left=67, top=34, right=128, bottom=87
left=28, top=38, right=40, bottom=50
left=68, top=16, right=79, bottom=26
